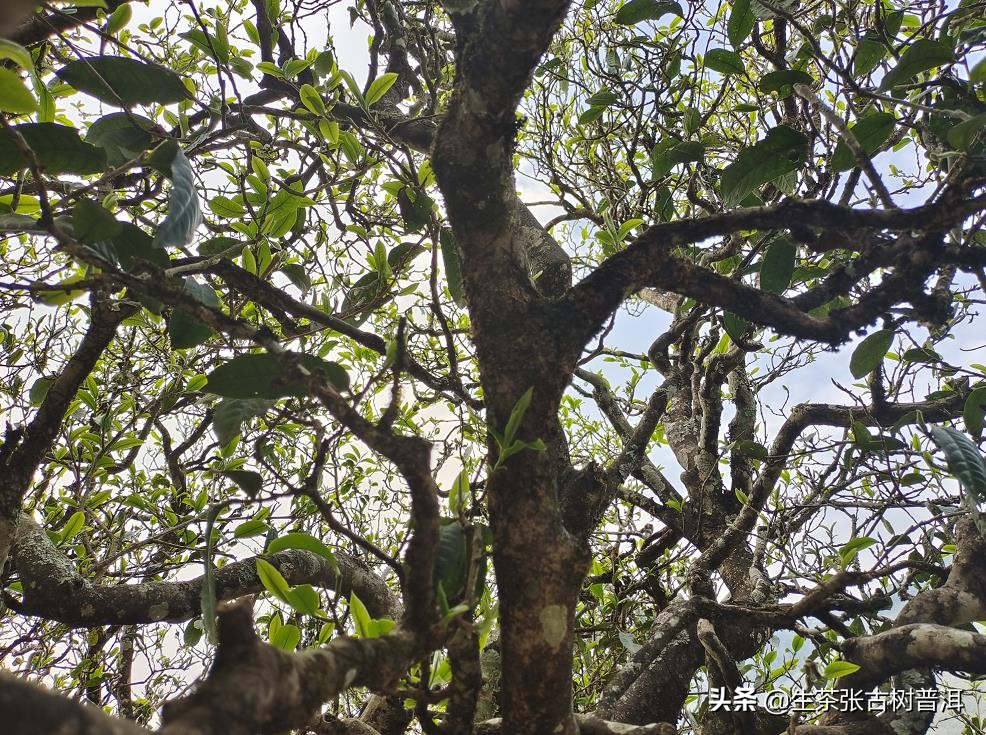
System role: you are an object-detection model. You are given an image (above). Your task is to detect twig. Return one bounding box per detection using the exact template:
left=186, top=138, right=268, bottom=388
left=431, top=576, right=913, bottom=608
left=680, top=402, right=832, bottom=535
left=793, top=84, right=896, bottom=210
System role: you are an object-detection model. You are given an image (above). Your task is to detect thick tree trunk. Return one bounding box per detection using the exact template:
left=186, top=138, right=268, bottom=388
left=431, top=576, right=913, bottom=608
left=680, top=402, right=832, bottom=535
left=488, top=441, right=586, bottom=735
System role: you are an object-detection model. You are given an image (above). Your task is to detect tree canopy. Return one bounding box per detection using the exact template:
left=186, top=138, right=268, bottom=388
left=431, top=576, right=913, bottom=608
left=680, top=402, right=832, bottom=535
left=1, top=1, right=986, bottom=734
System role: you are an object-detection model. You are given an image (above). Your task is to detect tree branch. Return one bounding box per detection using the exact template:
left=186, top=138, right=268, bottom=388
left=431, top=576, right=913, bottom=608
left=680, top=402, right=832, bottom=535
left=10, top=515, right=397, bottom=626
left=159, top=598, right=430, bottom=735
left=563, top=196, right=986, bottom=348
left=0, top=669, right=148, bottom=735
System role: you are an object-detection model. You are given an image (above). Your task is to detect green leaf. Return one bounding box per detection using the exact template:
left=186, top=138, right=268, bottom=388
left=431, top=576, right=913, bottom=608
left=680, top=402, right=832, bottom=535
left=338, top=69, right=363, bottom=103
left=617, top=218, right=645, bottom=241
left=388, top=241, right=427, bottom=271
left=313, top=50, right=335, bottom=77
left=759, top=238, right=796, bottom=293
left=614, top=0, right=683, bottom=25
left=37, top=280, right=87, bottom=306
left=318, top=119, right=339, bottom=145
left=0, top=123, right=106, bottom=176
left=851, top=421, right=873, bottom=449
left=503, top=387, right=534, bottom=448
left=449, top=469, right=470, bottom=514
left=180, top=27, right=229, bottom=63
left=0, top=39, right=35, bottom=71
left=902, top=347, right=941, bottom=364
left=270, top=623, right=301, bottom=650
left=705, top=48, right=745, bottom=76
left=168, top=309, right=213, bottom=349
left=666, top=141, right=704, bottom=164
left=280, top=263, right=313, bottom=294
left=261, top=187, right=313, bottom=238
left=434, top=522, right=468, bottom=601
left=883, top=11, right=903, bottom=39
left=256, top=61, right=284, bottom=79
left=316, top=621, right=335, bottom=644
left=963, top=387, right=986, bottom=441
left=759, top=69, right=814, bottom=99
left=579, top=106, right=605, bottom=125
left=440, top=227, right=465, bottom=306
left=233, top=518, right=270, bottom=538
left=105, top=4, right=132, bottom=34
left=339, top=130, right=364, bottom=164
left=29, top=376, right=52, bottom=406
left=73, top=199, right=121, bottom=244
left=251, top=156, right=271, bottom=181
left=0, top=68, right=37, bottom=114
left=831, top=112, right=896, bottom=171
left=930, top=426, right=986, bottom=502
left=733, top=439, right=769, bottom=460
left=283, top=58, right=312, bottom=79
left=726, top=0, right=757, bottom=48
left=879, top=39, right=954, bottom=90
left=824, top=660, right=861, bottom=679
left=727, top=0, right=755, bottom=47
left=350, top=592, right=372, bottom=637
left=168, top=277, right=219, bottom=349
left=341, top=272, right=384, bottom=319
left=364, top=72, right=399, bottom=106
left=154, top=148, right=202, bottom=248
left=946, top=113, right=986, bottom=152
left=496, top=438, right=546, bottom=466
left=720, top=125, right=808, bottom=207
left=256, top=558, right=292, bottom=604
left=683, top=107, right=701, bottom=135
left=840, top=536, right=877, bottom=565
left=86, top=113, right=158, bottom=166
left=55, top=56, right=191, bottom=106
left=60, top=511, right=86, bottom=544
left=200, top=503, right=223, bottom=644
left=208, top=195, right=246, bottom=218
left=364, top=245, right=384, bottom=278
left=299, top=83, right=326, bottom=115
left=854, top=37, right=887, bottom=76
left=205, top=352, right=350, bottom=399
left=31, top=81, right=52, bottom=120
left=284, top=584, right=321, bottom=616
left=365, top=617, right=395, bottom=641
left=213, top=398, right=273, bottom=446
left=849, top=329, right=894, bottom=379
left=183, top=619, right=203, bottom=647
left=586, top=89, right=619, bottom=107
left=722, top=311, right=749, bottom=343
left=867, top=434, right=907, bottom=452
left=98, top=222, right=169, bottom=272
left=397, top=187, right=433, bottom=232
left=267, top=532, right=337, bottom=568
left=198, top=236, right=241, bottom=257
left=650, top=139, right=676, bottom=178
left=221, top=469, right=263, bottom=497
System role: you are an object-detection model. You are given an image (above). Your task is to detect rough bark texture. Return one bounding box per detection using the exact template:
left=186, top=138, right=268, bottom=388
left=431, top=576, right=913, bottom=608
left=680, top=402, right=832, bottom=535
left=158, top=599, right=429, bottom=735
left=431, top=2, right=596, bottom=733
left=10, top=515, right=396, bottom=625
